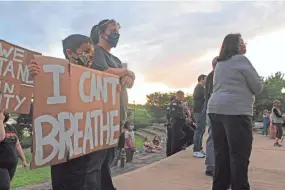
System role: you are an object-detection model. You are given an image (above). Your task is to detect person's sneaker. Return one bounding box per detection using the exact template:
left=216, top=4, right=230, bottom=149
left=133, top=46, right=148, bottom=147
left=193, top=151, right=205, bottom=158
left=205, top=170, right=214, bottom=177
left=200, top=150, right=206, bottom=155
left=274, top=142, right=282, bottom=147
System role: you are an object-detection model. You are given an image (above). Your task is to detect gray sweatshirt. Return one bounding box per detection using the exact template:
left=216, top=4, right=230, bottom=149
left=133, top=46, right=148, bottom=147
left=207, top=55, right=264, bottom=116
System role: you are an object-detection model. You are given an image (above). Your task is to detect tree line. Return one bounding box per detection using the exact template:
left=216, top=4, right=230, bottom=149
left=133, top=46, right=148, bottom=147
left=145, top=72, right=285, bottom=120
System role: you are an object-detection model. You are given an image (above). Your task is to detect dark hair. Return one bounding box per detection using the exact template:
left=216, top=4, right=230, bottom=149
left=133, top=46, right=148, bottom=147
left=217, top=33, right=241, bottom=62
left=170, top=96, right=176, bottom=102
left=62, top=34, right=92, bottom=59
left=198, top=75, right=207, bottom=82
left=3, top=112, right=10, bottom=123
left=123, top=120, right=131, bottom=129
left=90, top=19, right=120, bottom=45
left=176, top=90, right=184, bottom=96
left=212, top=56, right=218, bottom=67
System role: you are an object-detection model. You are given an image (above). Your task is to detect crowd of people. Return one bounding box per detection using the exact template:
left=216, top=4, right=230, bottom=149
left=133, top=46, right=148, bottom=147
left=0, top=16, right=283, bottom=190
left=165, top=33, right=282, bottom=190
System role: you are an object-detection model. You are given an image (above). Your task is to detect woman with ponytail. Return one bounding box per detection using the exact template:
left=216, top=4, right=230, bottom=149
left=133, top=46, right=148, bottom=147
left=0, top=111, right=27, bottom=190
left=90, top=19, right=136, bottom=190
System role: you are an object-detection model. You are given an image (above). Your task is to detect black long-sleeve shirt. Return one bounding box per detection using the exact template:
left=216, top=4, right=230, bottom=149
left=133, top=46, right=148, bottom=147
left=193, top=84, right=205, bottom=113
left=204, top=71, right=214, bottom=108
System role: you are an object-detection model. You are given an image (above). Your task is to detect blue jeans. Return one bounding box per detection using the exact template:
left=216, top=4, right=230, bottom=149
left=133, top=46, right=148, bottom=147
left=205, top=115, right=215, bottom=172
left=262, top=123, right=269, bottom=135
left=193, top=112, right=206, bottom=152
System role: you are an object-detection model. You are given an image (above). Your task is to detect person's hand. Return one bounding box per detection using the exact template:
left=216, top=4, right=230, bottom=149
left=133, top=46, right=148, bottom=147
left=121, top=76, right=133, bottom=86
left=117, top=84, right=122, bottom=92
left=22, top=160, right=28, bottom=168
left=29, top=59, right=41, bottom=77
left=127, top=70, right=136, bottom=80
left=0, top=110, right=5, bottom=124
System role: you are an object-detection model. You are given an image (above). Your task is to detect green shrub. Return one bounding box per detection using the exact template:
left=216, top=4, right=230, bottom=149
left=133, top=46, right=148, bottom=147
left=133, top=122, right=151, bottom=130
left=20, top=136, right=32, bottom=149
left=151, top=118, right=167, bottom=123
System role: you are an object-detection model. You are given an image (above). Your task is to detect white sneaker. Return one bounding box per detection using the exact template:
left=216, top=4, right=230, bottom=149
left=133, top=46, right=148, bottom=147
left=193, top=151, right=205, bottom=158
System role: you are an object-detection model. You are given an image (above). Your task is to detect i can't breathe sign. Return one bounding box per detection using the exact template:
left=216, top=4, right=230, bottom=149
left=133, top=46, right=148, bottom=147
left=31, top=55, right=120, bottom=169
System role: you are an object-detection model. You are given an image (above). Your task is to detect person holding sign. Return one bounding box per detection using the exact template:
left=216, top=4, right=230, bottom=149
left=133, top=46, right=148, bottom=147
left=90, top=19, right=136, bottom=190
left=29, top=34, right=108, bottom=190
left=0, top=111, right=28, bottom=190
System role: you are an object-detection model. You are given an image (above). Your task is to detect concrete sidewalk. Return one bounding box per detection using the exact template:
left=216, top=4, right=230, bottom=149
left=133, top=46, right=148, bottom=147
left=114, top=135, right=285, bottom=190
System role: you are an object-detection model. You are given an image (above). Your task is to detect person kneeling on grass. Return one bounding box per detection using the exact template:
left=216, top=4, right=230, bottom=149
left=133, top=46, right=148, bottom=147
left=0, top=111, right=28, bottom=190
left=143, top=136, right=163, bottom=153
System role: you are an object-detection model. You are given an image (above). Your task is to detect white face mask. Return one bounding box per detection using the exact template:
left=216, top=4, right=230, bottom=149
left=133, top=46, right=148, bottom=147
left=130, top=125, right=134, bottom=130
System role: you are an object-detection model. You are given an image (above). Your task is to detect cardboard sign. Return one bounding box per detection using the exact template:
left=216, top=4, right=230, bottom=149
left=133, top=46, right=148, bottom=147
left=0, top=40, right=41, bottom=114
left=31, top=55, right=120, bottom=169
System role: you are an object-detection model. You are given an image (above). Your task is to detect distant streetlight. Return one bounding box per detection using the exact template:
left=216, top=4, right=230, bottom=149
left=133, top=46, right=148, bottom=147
left=281, top=87, right=285, bottom=94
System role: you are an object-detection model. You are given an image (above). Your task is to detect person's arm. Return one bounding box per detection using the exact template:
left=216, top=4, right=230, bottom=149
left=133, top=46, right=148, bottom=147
left=0, top=123, right=5, bottom=142
left=0, top=111, right=5, bottom=142
left=121, top=76, right=134, bottom=88
left=125, top=132, right=134, bottom=150
left=16, top=139, right=28, bottom=168
left=273, top=108, right=283, bottom=118
left=91, top=47, right=130, bottom=77
left=239, top=55, right=264, bottom=94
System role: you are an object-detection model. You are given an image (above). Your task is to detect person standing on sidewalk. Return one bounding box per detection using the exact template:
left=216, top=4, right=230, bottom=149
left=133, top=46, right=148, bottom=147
left=262, top=109, right=270, bottom=136
left=204, top=56, right=218, bottom=176
left=170, top=91, right=186, bottom=155
left=193, top=74, right=207, bottom=158
left=271, top=100, right=284, bottom=147
left=207, top=33, right=263, bottom=190
left=90, top=19, right=135, bottom=190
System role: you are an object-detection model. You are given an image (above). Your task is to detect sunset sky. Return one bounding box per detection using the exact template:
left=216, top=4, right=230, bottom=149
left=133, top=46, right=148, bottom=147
left=1, top=1, right=285, bottom=104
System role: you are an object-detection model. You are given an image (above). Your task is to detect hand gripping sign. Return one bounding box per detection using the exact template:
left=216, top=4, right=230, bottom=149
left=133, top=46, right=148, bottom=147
left=30, top=55, right=120, bottom=169
left=0, top=40, right=41, bottom=114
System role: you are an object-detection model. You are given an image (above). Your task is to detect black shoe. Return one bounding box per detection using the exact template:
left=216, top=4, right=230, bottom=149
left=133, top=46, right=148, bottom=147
left=205, top=170, right=214, bottom=177
left=274, top=142, right=282, bottom=147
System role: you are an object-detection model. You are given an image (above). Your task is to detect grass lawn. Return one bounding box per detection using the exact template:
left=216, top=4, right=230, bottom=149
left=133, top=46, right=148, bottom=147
left=11, top=135, right=145, bottom=188
left=135, top=135, right=145, bottom=148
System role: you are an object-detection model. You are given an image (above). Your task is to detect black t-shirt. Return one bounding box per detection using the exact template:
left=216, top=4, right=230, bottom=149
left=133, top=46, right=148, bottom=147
left=193, top=84, right=205, bottom=113
left=117, top=132, right=125, bottom=149
left=0, top=124, right=18, bottom=168
left=91, top=45, right=128, bottom=122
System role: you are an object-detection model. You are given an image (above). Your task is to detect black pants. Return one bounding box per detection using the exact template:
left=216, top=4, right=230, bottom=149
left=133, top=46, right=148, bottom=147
left=181, top=124, right=194, bottom=147
left=51, top=150, right=106, bottom=190
left=0, top=163, right=17, bottom=190
left=275, top=123, right=283, bottom=139
left=101, top=148, right=116, bottom=190
left=208, top=114, right=253, bottom=190
left=166, top=126, right=172, bottom=157
left=125, top=148, right=134, bottom=163
left=171, top=120, right=184, bottom=155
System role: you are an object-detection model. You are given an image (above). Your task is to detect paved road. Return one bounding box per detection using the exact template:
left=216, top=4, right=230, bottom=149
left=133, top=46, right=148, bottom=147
left=113, top=134, right=285, bottom=190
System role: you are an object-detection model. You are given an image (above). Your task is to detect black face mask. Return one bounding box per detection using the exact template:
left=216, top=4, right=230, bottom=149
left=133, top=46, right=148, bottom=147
left=105, top=32, right=120, bottom=48
left=3, top=112, right=10, bottom=123
left=73, top=53, right=91, bottom=67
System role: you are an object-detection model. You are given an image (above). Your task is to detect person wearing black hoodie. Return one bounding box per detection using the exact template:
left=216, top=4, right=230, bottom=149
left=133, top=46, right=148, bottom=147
left=204, top=56, right=218, bottom=177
